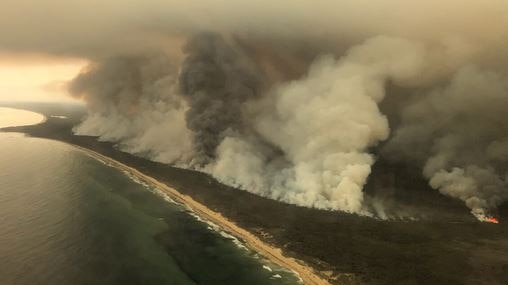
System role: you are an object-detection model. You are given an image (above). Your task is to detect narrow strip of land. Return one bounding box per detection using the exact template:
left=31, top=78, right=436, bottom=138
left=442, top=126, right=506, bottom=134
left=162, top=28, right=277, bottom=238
left=73, top=144, right=331, bottom=285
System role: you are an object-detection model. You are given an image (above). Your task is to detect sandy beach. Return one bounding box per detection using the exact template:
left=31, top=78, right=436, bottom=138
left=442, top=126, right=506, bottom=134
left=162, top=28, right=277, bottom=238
left=72, top=144, right=331, bottom=285
left=4, top=104, right=508, bottom=285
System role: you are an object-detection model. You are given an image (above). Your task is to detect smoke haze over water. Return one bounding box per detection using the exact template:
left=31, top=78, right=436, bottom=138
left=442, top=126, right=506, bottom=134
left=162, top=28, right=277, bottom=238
left=4, top=1, right=508, bottom=219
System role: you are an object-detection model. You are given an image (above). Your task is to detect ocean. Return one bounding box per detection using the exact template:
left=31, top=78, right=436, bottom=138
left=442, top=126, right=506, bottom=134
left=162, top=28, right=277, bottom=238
left=0, top=108, right=301, bottom=285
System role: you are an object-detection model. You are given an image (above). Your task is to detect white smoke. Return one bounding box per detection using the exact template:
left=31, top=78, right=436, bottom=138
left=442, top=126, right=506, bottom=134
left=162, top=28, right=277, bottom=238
left=386, top=67, right=508, bottom=219
left=22, top=0, right=505, bottom=220
left=206, top=37, right=427, bottom=214
left=71, top=54, right=194, bottom=165
left=69, top=32, right=508, bottom=220
left=75, top=94, right=194, bottom=166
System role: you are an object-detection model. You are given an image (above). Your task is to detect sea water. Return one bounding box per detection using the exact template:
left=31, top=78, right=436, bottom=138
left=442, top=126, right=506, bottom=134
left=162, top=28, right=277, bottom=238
left=0, top=108, right=301, bottom=285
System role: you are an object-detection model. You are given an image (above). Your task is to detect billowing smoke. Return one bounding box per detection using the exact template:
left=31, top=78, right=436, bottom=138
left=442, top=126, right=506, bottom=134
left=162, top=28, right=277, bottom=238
left=179, top=33, right=261, bottom=165
left=68, top=34, right=508, bottom=219
left=207, top=37, right=426, bottom=214
left=6, top=0, right=508, bottom=219
left=69, top=54, right=194, bottom=165
left=385, top=67, right=508, bottom=220
left=72, top=35, right=431, bottom=216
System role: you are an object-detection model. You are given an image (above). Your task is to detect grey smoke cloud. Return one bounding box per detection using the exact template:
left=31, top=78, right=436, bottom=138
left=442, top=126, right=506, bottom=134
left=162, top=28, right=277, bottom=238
left=179, top=33, right=262, bottom=165
left=5, top=1, right=508, bottom=219
left=385, top=67, right=508, bottom=220
left=2, top=1, right=508, bottom=59
left=206, top=37, right=427, bottom=214
left=70, top=54, right=193, bottom=164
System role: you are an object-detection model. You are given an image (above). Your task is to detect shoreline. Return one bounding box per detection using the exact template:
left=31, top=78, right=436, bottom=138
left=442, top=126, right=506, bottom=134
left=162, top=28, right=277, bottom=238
left=3, top=103, right=508, bottom=285
left=70, top=143, right=331, bottom=285
left=1, top=110, right=328, bottom=284
left=0, top=107, right=47, bottom=129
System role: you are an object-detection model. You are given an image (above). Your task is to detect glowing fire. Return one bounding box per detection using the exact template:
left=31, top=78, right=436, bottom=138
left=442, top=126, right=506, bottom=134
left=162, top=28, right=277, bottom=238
left=484, top=217, right=499, bottom=224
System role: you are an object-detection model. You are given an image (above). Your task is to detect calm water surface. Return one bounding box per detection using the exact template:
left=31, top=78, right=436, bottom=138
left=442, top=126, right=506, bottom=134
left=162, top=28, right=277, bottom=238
left=0, top=108, right=301, bottom=285
left=0, top=107, right=45, bottom=128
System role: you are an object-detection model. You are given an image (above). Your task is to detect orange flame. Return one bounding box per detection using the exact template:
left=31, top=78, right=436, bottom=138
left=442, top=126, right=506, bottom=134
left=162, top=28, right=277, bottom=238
left=485, top=217, right=499, bottom=224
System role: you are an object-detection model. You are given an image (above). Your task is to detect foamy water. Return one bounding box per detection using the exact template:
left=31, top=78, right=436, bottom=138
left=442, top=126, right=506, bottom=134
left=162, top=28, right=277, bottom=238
left=0, top=107, right=45, bottom=128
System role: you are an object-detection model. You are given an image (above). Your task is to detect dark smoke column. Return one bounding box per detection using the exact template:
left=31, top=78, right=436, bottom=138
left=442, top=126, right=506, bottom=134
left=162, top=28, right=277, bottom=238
left=179, top=32, right=260, bottom=165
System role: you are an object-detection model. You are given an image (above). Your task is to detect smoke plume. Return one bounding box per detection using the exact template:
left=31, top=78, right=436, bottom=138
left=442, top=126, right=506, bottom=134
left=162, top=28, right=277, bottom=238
left=385, top=67, right=508, bottom=220
left=207, top=37, right=427, bottom=214
left=69, top=54, right=193, bottom=164
left=5, top=0, right=508, bottom=219
left=179, top=33, right=261, bottom=165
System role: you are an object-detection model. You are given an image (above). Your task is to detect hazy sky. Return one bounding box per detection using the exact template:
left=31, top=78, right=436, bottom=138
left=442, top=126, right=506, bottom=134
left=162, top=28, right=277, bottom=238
left=1, top=0, right=508, bottom=102
left=0, top=54, right=86, bottom=102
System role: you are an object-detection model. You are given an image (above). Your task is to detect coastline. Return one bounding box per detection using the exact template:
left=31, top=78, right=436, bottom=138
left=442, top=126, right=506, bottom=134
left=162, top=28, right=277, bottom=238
left=70, top=143, right=331, bottom=285
left=0, top=107, right=329, bottom=285
left=3, top=104, right=508, bottom=285
left=0, top=106, right=47, bottom=129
